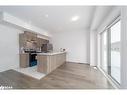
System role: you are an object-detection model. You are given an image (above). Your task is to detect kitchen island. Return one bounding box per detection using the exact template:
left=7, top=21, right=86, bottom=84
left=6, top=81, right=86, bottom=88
left=37, top=51, right=66, bottom=74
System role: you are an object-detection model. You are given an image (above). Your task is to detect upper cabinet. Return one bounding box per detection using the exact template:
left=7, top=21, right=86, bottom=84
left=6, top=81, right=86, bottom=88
left=24, top=31, right=37, bottom=42
left=37, top=38, right=49, bottom=48
left=19, top=31, right=37, bottom=49
left=19, top=31, right=49, bottom=51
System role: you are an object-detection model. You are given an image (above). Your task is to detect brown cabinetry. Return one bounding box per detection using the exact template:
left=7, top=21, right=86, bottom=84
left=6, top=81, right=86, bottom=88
left=37, top=38, right=49, bottom=49
left=19, top=31, right=37, bottom=50
left=19, top=31, right=50, bottom=68
left=37, top=52, right=66, bottom=74
left=20, top=53, right=29, bottom=68
left=19, top=31, right=49, bottom=51
left=24, top=31, right=37, bottom=42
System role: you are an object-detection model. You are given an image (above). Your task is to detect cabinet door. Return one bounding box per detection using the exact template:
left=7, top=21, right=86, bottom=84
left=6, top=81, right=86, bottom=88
left=36, top=38, right=40, bottom=48
left=24, top=31, right=37, bottom=42
left=31, top=34, right=37, bottom=42
left=44, top=40, right=49, bottom=44
left=19, top=34, right=27, bottom=48
left=37, top=55, right=48, bottom=74
left=39, top=38, right=43, bottom=46
left=20, top=54, right=29, bottom=68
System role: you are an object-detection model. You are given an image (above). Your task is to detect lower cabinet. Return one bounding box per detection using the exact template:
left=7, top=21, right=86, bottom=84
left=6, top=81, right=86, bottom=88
left=37, top=53, right=66, bottom=74
left=20, top=53, right=29, bottom=68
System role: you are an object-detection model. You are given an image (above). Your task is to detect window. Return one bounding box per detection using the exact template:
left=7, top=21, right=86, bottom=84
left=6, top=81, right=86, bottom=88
left=110, top=20, right=121, bottom=83
left=100, top=18, right=121, bottom=84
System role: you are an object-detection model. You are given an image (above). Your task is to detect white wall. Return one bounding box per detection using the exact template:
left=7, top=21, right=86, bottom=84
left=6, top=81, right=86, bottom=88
left=51, top=29, right=90, bottom=64
left=90, top=30, right=97, bottom=66
left=0, top=24, right=23, bottom=72
left=121, top=7, right=127, bottom=88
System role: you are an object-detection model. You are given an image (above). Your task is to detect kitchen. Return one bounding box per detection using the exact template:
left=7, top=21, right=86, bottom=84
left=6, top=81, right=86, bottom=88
left=19, top=31, right=66, bottom=78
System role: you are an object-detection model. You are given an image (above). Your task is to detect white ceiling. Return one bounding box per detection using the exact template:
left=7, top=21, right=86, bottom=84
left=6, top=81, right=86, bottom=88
left=0, top=6, right=116, bottom=33
left=90, top=6, right=115, bottom=30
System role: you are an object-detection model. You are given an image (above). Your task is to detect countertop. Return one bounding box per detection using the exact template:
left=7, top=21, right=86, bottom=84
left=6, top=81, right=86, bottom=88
left=37, top=51, right=66, bottom=56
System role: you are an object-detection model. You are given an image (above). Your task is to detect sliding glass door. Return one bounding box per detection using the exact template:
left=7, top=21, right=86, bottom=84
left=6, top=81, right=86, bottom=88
left=100, top=19, right=121, bottom=84
left=110, top=20, right=121, bottom=83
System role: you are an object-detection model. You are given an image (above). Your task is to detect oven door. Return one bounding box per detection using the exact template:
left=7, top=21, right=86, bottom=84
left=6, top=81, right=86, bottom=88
left=29, top=53, right=37, bottom=67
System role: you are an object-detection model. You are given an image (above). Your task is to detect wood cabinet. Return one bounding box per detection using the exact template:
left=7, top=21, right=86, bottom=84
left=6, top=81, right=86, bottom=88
left=19, top=31, right=37, bottom=50
left=37, top=53, right=66, bottom=74
left=19, top=31, right=50, bottom=68
left=19, top=34, right=26, bottom=48
left=20, top=53, right=29, bottom=68
left=19, top=31, right=49, bottom=51
left=36, top=38, right=49, bottom=49
left=37, top=38, right=43, bottom=48
left=24, top=31, right=37, bottom=42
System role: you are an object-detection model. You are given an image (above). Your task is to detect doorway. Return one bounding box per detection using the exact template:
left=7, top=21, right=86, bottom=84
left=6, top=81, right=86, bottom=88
left=100, top=18, right=121, bottom=84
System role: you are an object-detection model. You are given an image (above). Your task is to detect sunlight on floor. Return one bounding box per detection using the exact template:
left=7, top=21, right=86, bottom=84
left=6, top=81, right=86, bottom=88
left=13, top=66, right=46, bottom=80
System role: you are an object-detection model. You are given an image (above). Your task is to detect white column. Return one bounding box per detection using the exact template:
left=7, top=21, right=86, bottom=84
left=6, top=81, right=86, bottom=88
left=90, top=30, right=97, bottom=66
left=121, top=7, right=127, bottom=88
left=97, top=33, right=101, bottom=67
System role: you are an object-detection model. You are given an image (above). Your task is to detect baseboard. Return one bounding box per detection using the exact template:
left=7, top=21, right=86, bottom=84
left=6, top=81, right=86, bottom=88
left=66, top=61, right=89, bottom=65
left=97, top=66, right=120, bottom=89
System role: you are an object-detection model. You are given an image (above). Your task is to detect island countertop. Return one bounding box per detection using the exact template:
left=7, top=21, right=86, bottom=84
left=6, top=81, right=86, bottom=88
left=37, top=51, right=66, bottom=56
left=37, top=51, right=66, bottom=74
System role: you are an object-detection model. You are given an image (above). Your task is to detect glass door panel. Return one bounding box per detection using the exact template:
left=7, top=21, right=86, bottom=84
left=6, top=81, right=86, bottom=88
left=110, top=20, right=121, bottom=83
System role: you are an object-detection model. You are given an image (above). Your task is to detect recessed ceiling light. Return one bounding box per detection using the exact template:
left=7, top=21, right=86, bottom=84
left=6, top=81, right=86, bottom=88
left=45, top=14, right=49, bottom=18
left=71, top=16, right=79, bottom=21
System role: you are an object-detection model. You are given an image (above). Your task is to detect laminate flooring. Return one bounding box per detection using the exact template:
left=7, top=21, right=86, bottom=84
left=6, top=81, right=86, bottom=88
left=0, top=62, right=113, bottom=89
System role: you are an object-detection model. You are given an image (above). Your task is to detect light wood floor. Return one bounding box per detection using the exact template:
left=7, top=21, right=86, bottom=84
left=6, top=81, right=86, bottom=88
left=0, top=62, right=113, bottom=89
